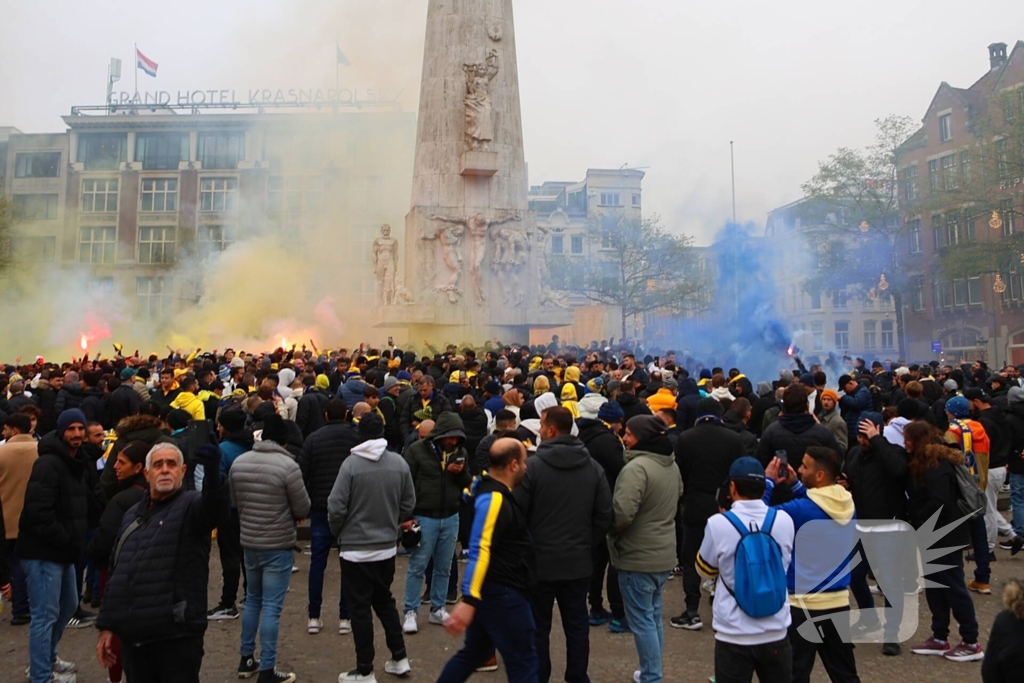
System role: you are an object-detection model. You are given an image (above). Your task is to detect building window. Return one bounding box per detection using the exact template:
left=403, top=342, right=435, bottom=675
left=953, top=279, right=967, bottom=306
left=1002, top=198, right=1016, bottom=236
left=268, top=176, right=322, bottom=212
left=599, top=193, right=620, bottom=206
left=81, top=178, right=119, bottom=212
left=931, top=214, right=946, bottom=249
left=570, top=235, right=583, bottom=255
left=811, top=322, right=824, bottom=351
left=88, top=277, right=114, bottom=297
left=863, top=320, right=877, bottom=349
left=928, top=159, right=938, bottom=191
left=11, top=194, right=59, bottom=220
left=134, top=133, right=188, bottom=170
left=810, top=290, right=822, bottom=310
left=199, top=177, right=237, bottom=212
left=10, top=236, right=56, bottom=263
left=198, top=224, right=234, bottom=258
left=78, top=225, right=116, bottom=264
left=136, top=277, right=173, bottom=318
left=551, top=235, right=564, bottom=255
left=997, top=139, right=1010, bottom=177
left=881, top=320, right=895, bottom=350
left=78, top=133, right=126, bottom=171
left=139, top=178, right=178, bottom=212
left=939, top=113, right=952, bottom=142
left=969, top=277, right=983, bottom=305
left=908, top=219, right=922, bottom=254
left=941, top=154, right=958, bottom=190
left=834, top=322, right=850, bottom=350
left=138, top=226, right=175, bottom=264
left=834, top=290, right=847, bottom=308
left=632, top=193, right=641, bottom=207
left=961, top=152, right=970, bottom=183
left=197, top=133, right=245, bottom=169
left=913, top=276, right=925, bottom=310
left=14, top=152, right=61, bottom=178
left=903, top=165, right=918, bottom=201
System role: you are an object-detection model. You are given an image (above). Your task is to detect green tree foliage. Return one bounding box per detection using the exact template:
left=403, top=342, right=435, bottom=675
left=549, top=214, right=708, bottom=338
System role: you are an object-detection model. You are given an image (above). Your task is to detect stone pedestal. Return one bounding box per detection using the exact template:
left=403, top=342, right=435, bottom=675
left=460, top=151, right=499, bottom=176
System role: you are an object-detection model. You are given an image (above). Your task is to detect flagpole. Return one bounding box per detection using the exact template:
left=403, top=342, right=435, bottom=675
left=134, top=43, right=138, bottom=98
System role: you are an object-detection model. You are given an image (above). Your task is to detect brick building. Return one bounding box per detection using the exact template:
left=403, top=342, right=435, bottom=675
left=897, top=41, right=1024, bottom=365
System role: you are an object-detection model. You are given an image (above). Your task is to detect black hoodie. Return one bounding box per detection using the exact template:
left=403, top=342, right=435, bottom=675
left=755, top=412, right=842, bottom=466
left=513, top=435, right=612, bottom=581
left=16, top=434, right=89, bottom=564
left=675, top=378, right=703, bottom=430
left=577, top=417, right=625, bottom=490
left=615, top=393, right=651, bottom=422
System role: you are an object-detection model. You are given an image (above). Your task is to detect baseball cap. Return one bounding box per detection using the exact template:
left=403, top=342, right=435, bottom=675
left=729, top=456, right=766, bottom=482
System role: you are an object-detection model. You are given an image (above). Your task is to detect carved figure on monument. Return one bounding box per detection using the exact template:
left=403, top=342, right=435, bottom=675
left=393, top=275, right=414, bottom=305
left=463, top=49, right=499, bottom=152
left=491, top=224, right=531, bottom=306
left=372, top=223, right=399, bottom=305
left=422, top=217, right=465, bottom=303
left=429, top=212, right=520, bottom=304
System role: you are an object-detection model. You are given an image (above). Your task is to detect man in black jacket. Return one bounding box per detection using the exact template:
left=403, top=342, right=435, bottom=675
left=842, top=414, right=911, bottom=654
left=17, top=409, right=92, bottom=683
left=105, top=375, right=141, bottom=429
left=1004, top=386, right=1024, bottom=552
left=671, top=398, right=745, bottom=631
left=295, top=375, right=329, bottom=439
left=96, top=441, right=227, bottom=683
left=398, top=375, right=453, bottom=442
left=966, top=388, right=1019, bottom=556
left=514, top=406, right=612, bottom=683
left=298, top=399, right=359, bottom=635
left=756, top=384, right=842, bottom=467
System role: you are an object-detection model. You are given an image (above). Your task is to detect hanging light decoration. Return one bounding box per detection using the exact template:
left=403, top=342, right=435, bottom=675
left=994, top=273, right=1007, bottom=294
left=1019, top=253, right=1024, bottom=264
left=867, top=287, right=878, bottom=301
left=990, top=210, right=1004, bottom=231
left=878, top=274, right=889, bottom=291
left=859, top=220, right=870, bottom=233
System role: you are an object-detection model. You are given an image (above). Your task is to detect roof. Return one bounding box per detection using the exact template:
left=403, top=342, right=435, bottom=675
left=968, top=40, right=1024, bottom=92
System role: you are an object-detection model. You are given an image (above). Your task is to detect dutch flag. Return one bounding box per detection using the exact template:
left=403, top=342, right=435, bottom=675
left=136, top=48, right=158, bottom=78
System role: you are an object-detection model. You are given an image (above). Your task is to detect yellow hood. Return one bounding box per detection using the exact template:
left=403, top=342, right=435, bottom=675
left=807, top=485, right=856, bottom=524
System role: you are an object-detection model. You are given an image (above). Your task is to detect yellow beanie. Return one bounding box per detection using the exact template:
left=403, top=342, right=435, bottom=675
left=315, top=374, right=330, bottom=390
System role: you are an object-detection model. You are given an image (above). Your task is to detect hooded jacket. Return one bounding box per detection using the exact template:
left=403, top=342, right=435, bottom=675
left=459, top=406, right=490, bottom=458
left=296, top=387, right=329, bottom=438
left=1004, top=387, right=1024, bottom=475
left=336, top=373, right=369, bottom=410
left=818, top=407, right=849, bottom=453
left=513, top=435, right=612, bottom=581
left=106, top=383, right=142, bottom=429
left=839, top=383, right=873, bottom=446
left=229, top=440, right=311, bottom=550
left=577, top=393, right=608, bottom=420
left=577, top=418, right=625, bottom=490
left=843, top=435, right=908, bottom=521
left=403, top=411, right=472, bottom=518
left=906, top=443, right=970, bottom=547
left=299, top=419, right=359, bottom=512
left=608, top=440, right=684, bottom=573
left=170, top=390, right=211, bottom=422
left=721, top=411, right=757, bottom=456
left=755, top=413, right=842, bottom=467
left=765, top=479, right=856, bottom=609
left=615, top=393, right=651, bottom=422
left=676, top=419, right=746, bottom=525
left=646, top=387, right=678, bottom=414
left=16, top=434, right=89, bottom=563
left=675, top=378, right=703, bottom=430
left=398, top=388, right=453, bottom=441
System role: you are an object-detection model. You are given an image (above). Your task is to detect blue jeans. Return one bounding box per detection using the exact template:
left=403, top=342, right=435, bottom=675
left=308, top=511, right=348, bottom=620
left=436, top=582, right=538, bottom=683
left=241, top=548, right=293, bottom=671
left=618, top=570, right=670, bottom=683
left=403, top=513, right=458, bottom=614
left=1011, top=473, right=1024, bottom=537
left=22, top=559, right=78, bottom=683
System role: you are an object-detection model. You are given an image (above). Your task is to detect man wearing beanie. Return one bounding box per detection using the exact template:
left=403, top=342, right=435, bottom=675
left=671, top=398, right=745, bottom=631
left=230, top=414, right=311, bottom=683
left=696, top=457, right=795, bottom=683
left=329, top=414, right=416, bottom=682
left=609, top=415, right=684, bottom=683
left=817, top=389, right=848, bottom=453
left=295, top=374, right=330, bottom=439
left=757, top=384, right=842, bottom=468
left=17, top=408, right=90, bottom=683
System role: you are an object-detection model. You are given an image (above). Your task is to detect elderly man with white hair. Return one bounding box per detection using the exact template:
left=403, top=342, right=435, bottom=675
left=95, top=441, right=228, bottom=683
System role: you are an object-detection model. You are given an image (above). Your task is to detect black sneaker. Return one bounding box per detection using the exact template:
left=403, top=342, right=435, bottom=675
left=882, top=642, right=901, bottom=656
left=446, top=593, right=458, bottom=605
left=238, top=655, right=259, bottom=679
left=10, top=613, right=30, bottom=626
left=66, top=608, right=97, bottom=629
left=257, top=669, right=297, bottom=683
left=669, top=612, right=703, bottom=630
left=209, top=604, right=240, bottom=621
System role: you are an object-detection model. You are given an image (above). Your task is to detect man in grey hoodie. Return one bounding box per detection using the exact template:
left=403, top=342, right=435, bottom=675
left=230, top=415, right=311, bottom=683
left=329, top=414, right=416, bottom=683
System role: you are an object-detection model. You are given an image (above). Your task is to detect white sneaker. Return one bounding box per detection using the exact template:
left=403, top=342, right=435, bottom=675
left=308, top=617, right=323, bottom=634
left=402, top=610, right=418, bottom=634
left=633, top=671, right=641, bottom=683
left=292, top=565, right=300, bottom=573
left=50, top=674, right=77, bottom=683
left=384, top=657, right=411, bottom=676
left=53, top=659, right=77, bottom=674
left=339, top=618, right=352, bottom=635
left=428, top=607, right=449, bottom=625
left=339, top=671, right=377, bottom=683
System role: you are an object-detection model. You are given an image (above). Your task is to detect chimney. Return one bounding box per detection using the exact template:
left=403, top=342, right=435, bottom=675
left=989, top=42, right=1008, bottom=71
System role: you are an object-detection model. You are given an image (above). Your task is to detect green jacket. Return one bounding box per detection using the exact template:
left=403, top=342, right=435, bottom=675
left=403, top=411, right=472, bottom=519
left=608, top=449, right=683, bottom=573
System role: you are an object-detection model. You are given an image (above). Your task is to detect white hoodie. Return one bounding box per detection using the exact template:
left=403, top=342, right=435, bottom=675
left=351, top=438, right=388, bottom=462
left=883, top=417, right=910, bottom=448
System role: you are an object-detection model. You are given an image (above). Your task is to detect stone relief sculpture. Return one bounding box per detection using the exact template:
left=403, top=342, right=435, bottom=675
left=393, top=275, right=414, bottom=305
left=372, top=223, right=399, bottom=305
left=429, top=212, right=520, bottom=305
left=491, top=224, right=530, bottom=306
left=488, top=24, right=503, bottom=42
left=422, top=217, right=465, bottom=303
left=463, top=49, right=499, bottom=151
left=533, top=224, right=569, bottom=308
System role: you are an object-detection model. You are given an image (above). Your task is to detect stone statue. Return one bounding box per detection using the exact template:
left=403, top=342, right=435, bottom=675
left=372, top=223, right=399, bottom=305
left=463, top=49, right=499, bottom=152
left=393, top=275, right=414, bottom=305
left=429, top=212, right=520, bottom=304
left=491, top=224, right=531, bottom=306
left=422, top=217, right=465, bottom=303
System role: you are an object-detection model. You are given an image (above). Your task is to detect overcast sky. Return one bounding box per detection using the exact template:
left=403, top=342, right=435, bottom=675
left=2, top=0, right=1022, bottom=245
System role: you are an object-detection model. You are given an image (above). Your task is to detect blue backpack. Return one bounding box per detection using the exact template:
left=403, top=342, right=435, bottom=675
left=721, top=508, right=787, bottom=618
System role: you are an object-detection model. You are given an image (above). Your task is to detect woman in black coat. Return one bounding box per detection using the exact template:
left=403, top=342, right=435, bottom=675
left=983, top=578, right=1024, bottom=682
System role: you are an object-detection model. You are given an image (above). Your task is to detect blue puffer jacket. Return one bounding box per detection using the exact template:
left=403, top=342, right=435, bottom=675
left=336, top=374, right=369, bottom=409
left=839, top=384, right=873, bottom=446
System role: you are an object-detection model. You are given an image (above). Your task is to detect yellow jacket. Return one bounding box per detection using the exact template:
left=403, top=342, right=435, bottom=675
left=646, top=388, right=678, bottom=414
left=170, top=390, right=213, bottom=421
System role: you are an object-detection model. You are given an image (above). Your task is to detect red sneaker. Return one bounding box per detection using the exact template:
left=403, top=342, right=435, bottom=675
left=910, top=637, right=950, bottom=656
left=943, top=641, right=984, bottom=662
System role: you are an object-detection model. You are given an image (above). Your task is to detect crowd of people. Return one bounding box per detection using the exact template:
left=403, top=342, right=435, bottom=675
left=1, top=339, right=1024, bottom=683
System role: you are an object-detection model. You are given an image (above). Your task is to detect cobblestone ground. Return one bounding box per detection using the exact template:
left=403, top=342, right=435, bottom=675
left=2, top=545, right=1014, bottom=683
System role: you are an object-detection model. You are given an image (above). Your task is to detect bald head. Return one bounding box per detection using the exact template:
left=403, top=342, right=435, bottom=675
left=352, top=402, right=371, bottom=418
left=417, top=419, right=435, bottom=439
left=489, top=437, right=527, bottom=470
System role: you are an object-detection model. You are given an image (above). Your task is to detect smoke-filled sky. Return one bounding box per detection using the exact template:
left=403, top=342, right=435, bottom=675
left=2, top=0, right=1023, bottom=245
